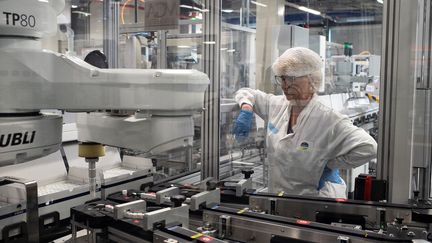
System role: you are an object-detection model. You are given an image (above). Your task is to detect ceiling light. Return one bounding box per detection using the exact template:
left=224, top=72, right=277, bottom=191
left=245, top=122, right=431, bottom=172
left=71, top=5, right=78, bottom=8
left=203, top=41, right=216, bottom=44
left=220, top=48, right=228, bottom=51
left=180, top=5, right=193, bottom=9
left=180, top=5, right=203, bottom=12
left=72, top=11, right=91, bottom=17
left=178, top=45, right=191, bottom=48
left=377, top=0, right=383, bottom=4
left=298, top=6, right=321, bottom=16
left=222, top=9, right=234, bottom=13
left=251, top=1, right=267, bottom=8
left=227, top=49, right=235, bottom=53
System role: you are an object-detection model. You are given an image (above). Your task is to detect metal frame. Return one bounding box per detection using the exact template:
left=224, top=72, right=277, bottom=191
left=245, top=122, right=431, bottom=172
left=248, top=194, right=414, bottom=228
left=201, top=0, right=222, bottom=180
left=378, top=0, right=420, bottom=203
left=0, top=177, right=38, bottom=243
left=156, top=30, right=168, bottom=69
left=103, top=0, right=119, bottom=68
left=203, top=207, right=414, bottom=243
left=416, top=0, right=432, bottom=199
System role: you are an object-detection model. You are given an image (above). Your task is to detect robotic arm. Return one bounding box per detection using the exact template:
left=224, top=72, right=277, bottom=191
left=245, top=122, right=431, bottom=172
left=0, top=0, right=209, bottom=165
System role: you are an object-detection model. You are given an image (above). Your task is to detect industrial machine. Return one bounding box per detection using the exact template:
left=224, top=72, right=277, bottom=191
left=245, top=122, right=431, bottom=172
left=66, top=177, right=432, bottom=242
left=0, top=0, right=209, bottom=242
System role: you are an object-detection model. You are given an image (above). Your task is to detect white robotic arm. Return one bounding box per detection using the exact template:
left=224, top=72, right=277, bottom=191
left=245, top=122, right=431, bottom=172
left=0, top=0, right=209, bottom=166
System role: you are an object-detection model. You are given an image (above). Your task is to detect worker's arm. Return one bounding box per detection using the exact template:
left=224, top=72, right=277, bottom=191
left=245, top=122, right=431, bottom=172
left=325, top=118, right=377, bottom=169
left=234, top=88, right=273, bottom=120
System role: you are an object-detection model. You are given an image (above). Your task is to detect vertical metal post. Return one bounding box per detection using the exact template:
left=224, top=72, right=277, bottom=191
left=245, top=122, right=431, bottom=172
left=86, top=158, right=98, bottom=199
left=157, top=31, right=167, bottom=69
left=415, top=0, right=432, bottom=199
left=245, top=0, right=250, bottom=27
left=134, top=0, right=138, bottom=23
left=25, top=180, right=39, bottom=243
left=103, top=0, right=119, bottom=68
left=0, top=177, right=39, bottom=243
left=201, top=0, right=221, bottom=180
left=378, top=0, right=419, bottom=203
left=240, top=0, right=251, bottom=27
left=186, top=146, right=193, bottom=170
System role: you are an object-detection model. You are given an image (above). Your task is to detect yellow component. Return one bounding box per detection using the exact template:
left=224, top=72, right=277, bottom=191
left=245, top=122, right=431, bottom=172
left=237, top=208, right=249, bottom=214
left=78, top=143, right=105, bottom=158
left=277, top=191, right=285, bottom=197
left=358, top=51, right=371, bottom=55
left=191, top=233, right=203, bottom=239
left=366, top=93, right=380, bottom=103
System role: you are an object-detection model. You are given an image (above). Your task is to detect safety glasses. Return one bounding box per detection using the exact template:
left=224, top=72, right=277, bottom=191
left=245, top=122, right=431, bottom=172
left=274, top=75, right=301, bottom=86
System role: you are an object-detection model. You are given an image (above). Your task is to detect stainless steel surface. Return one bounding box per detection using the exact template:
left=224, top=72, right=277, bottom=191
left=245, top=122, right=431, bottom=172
left=156, top=187, right=180, bottom=204
left=413, top=89, right=431, bottom=169
left=114, top=200, right=189, bottom=231
left=248, top=195, right=413, bottom=228
left=25, top=179, right=39, bottom=243
left=203, top=209, right=386, bottom=243
left=190, top=188, right=221, bottom=211
left=114, top=200, right=146, bottom=219
left=157, top=30, right=167, bottom=69
left=412, top=74, right=432, bottom=199
left=1, top=176, right=39, bottom=243
left=201, top=0, right=221, bottom=181
left=378, top=0, right=419, bottom=203
left=141, top=205, right=189, bottom=231
left=225, top=178, right=252, bottom=197
left=235, top=178, right=252, bottom=197
left=86, top=158, right=98, bottom=199
left=416, top=0, right=431, bottom=89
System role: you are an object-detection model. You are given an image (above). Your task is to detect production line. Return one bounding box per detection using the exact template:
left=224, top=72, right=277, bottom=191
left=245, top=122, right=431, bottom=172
left=65, top=174, right=432, bottom=242
left=0, top=0, right=431, bottom=242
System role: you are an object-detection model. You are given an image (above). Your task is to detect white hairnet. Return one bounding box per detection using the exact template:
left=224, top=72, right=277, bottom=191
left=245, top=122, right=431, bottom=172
left=272, top=47, right=323, bottom=90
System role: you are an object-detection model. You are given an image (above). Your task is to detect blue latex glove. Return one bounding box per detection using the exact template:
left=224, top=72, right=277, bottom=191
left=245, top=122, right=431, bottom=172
left=318, top=165, right=344, bottom=190
left=233, top=109, right=253, bottom=142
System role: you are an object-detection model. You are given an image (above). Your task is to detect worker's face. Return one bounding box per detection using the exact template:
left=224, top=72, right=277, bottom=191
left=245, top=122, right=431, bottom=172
left=280, top=75, right=315, bottom=102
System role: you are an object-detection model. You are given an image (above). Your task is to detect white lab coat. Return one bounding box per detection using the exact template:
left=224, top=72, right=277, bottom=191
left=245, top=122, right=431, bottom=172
left=235, top=88, right=377, bottom=198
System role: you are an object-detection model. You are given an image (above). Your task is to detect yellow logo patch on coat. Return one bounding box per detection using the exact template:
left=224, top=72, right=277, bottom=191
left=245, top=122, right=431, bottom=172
left=298, top=142, right=310, bottom=151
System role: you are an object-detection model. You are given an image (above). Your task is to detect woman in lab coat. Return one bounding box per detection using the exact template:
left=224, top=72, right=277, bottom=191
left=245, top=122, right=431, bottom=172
left=233, top=47, right=377, bottom=198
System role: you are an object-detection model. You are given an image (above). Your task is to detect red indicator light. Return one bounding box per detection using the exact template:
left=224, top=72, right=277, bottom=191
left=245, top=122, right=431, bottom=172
left=198, top=236, right=213, bottom=242
left=296, top=219, right=311, bottom=225
left=335, top=198, right=347, bottom=202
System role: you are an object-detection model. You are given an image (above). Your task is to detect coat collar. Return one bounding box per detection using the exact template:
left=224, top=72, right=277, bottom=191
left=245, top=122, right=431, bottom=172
left=288, top=94, right=319, bottom=131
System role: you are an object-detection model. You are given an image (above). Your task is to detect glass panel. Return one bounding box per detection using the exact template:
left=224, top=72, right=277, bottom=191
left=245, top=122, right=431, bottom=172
left=221, top=0, right=382, bottom=199
left=26, top=0, right=205, bottom=185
